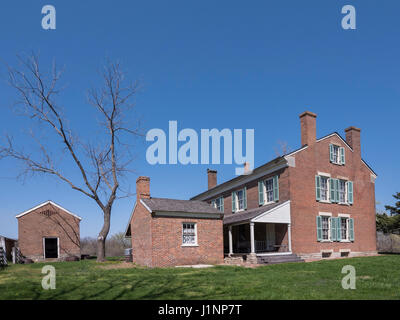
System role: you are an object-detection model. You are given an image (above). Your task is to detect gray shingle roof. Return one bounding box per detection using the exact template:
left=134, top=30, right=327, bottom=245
left=141, top=198, right=221, bottom=214
left=223, top=201, right=282, bottom=225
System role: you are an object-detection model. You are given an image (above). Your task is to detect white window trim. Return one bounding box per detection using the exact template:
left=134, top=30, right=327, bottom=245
left=181, top=223, right=198, bottom=247
left=338, top=179, right=348, bottom=205
left=262, top=177, right=275, bottom=205
left=319, top=212, right=332, bottom=216
left=234, top=189, right=246, bottom=212
left=331, top=144, right=344, bottom=165
left=319, top=176, right=330, bottom=202
left=317, top=175, right=353, bottom=205
left=319, top=214, right=332, bottom=242
left=213, top=197, right=224, bottom=212
left=338, top=213, right=350, bottom=218
left=339, top=217, right=350, bottom=242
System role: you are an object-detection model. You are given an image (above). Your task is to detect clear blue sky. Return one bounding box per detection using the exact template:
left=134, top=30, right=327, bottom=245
left=0, top=1, right=398, bottom=238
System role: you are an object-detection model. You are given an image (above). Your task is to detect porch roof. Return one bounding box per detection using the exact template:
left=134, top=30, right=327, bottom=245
left=223, top=200, right=291, bottom=225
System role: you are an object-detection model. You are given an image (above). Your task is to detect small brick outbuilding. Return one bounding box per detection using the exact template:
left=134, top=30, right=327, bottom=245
left=125, top=177, right=224, bottom=267
left=16, top=201, right=82, bottom=261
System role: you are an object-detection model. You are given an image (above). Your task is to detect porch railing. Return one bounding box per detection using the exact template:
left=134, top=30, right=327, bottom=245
left=234, top=240, right=269, bottom=253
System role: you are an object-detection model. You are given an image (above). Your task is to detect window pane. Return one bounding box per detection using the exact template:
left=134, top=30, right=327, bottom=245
left=216, top=197, right=223, bottom=212
left=237, top=190, right=244, bottom=210
left=339, top=180, right=346, bottom=203
left=320, top=177, right=328, bottom=201
left=333, top=145, right=339, bottom=163
left=341, top=218, right=347, bottom=240
left=322, top=216, right=330, bottom=240
left=182, top=223, right=196, bottom=244
left=265, top=179, right=274, bottom=202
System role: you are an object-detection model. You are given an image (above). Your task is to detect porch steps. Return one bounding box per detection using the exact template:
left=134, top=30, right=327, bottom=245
left=257, top=254, right=304, bottom=265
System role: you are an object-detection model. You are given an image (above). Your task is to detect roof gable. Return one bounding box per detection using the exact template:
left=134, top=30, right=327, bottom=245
left=16, top=201, right=82, bottom=221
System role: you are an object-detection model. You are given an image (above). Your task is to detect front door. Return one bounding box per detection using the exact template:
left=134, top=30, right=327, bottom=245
left=266, top=224, right=275, bottom=251
left=44, top=238, right=58, bottom=259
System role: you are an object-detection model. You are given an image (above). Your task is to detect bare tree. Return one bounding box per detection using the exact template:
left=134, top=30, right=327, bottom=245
left=0, top=54, right=141, bottom=261
left=274, top=140, right=292, bottom=157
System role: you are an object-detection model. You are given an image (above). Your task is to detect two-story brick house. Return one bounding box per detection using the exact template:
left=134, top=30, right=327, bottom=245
left=126, top=111, right=377, bottom=266
left=192, top=111, right=377, bottom=263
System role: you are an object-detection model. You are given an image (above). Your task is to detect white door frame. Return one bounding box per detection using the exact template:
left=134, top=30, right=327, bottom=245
left=43, top=237, right=60, bottom=259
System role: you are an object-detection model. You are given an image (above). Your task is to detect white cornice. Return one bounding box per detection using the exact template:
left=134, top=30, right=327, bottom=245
left=16, top=201, right=82, bottom=221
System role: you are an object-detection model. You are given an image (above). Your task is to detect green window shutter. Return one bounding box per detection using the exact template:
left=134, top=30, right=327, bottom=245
left=340, top=147, right=345, bottom=165
left=315, top=176, right=321, bottom=201
left=220, top=197, right=224, bottom=212
left=337, top=217, right=342, bottom=241
left=329, top=144, right=334, bottom=162
left=243, top=187, right=247, bottom=210
left=330, top=217, right=337, bottom=241
left=258, top=181, right=264, bottom=205
left=349, top=218, right=354, bottom=241
left=316, top=216, right=322, bottom=242
left=231, top=192, right=236, bottom=213
left=347, top=181, right=353, bottom=204
left=329, top=178, right=335, bottom=203
left=273, top=175, right=279, bottom=202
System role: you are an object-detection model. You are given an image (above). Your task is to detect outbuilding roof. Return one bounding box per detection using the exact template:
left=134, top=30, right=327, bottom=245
left=141, top=197, right=221, bottom=215
left=15, top=201, right=82, bottom=221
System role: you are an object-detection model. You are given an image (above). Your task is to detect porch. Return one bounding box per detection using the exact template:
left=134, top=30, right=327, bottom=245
left=223, top=200, right=292, bottom=258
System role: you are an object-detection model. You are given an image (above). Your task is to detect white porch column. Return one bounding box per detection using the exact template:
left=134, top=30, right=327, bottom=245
left=250, top=222, right=255, bottom=254
left=288, top=223, right=292, bottom=252
left=228, top=226, right=233, bottom=255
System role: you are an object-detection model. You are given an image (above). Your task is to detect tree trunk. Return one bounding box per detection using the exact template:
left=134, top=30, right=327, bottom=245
left=96, top=208, right=111, bottom=262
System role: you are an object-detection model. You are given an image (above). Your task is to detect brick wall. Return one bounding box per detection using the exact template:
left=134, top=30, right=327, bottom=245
left=130, top=202, right=223, bottom=267
left=131, top=201, right=153, bottom=267
left=213, top=167, right=290, bottom=214
left=288, top=134, right=377, bottom=256
left=152, top=217, right=223, bottom=267
left=18, top=203, right=81, bottom=261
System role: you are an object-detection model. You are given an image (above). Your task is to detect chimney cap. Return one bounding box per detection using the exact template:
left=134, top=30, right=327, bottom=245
left=299, top=111, right=317, bottom=118
left=345, top=126, right=361, bottom=133
left=207, top=169, right=217, bottom=174
left=136, top=176, right=150, bottom=182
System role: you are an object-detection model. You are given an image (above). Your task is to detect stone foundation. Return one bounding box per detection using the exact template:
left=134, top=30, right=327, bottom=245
left=299, top=250, right=378, bottom=261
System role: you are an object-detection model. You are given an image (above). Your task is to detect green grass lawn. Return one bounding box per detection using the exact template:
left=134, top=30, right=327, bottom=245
left=0, top=255, right=399, bottom=300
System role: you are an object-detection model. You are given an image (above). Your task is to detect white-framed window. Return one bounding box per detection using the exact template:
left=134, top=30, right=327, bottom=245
left=236, top=189, right=245, bottom=210
left=316, top=176, right=354, bottom=205
left=265, top=178, right=274, bottom=203
left=232, top=188, right=247, bottom=212
left=182, top=223, right=197, bottom=246
left=211, top=197, right=224, bottom=212
left=318, top=215, right=354, bottom=242
left=321, top=216, right=330, bottom=241
left=338, top=180, right=346, bottom=203
left=320, top=176, right=329, bottom=201
left=258, top=175, right=279, bottom=205
left=330, top=144, right=345, bottom=165
left=341, top=218, right=348, bottom=241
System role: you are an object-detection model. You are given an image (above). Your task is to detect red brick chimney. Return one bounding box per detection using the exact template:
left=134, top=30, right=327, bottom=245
left=345, top=126, right=361, bottom=159
left=136, top=176, right=150, bottom=200
left=207, top=169, right=217, bottom=190
left=299, top=111, right=317, bottom=147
